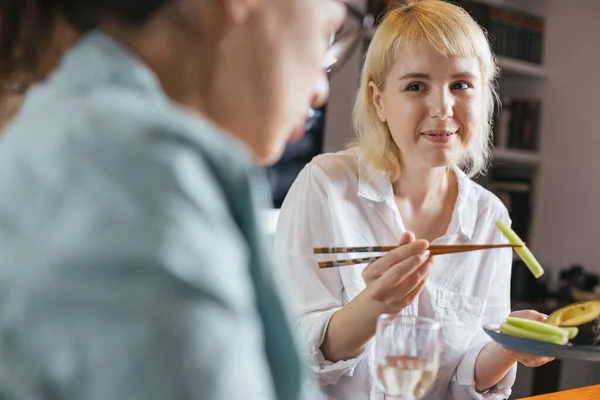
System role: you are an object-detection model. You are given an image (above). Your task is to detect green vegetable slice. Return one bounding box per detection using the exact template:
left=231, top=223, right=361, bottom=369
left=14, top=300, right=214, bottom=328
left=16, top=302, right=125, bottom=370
left=505, top=316, right=567, bottom=338
left=561, top=327, right=579, bottom=340
left=500, top=322, right=568, bottom=345
left=495, top=219, right=544, bottom=278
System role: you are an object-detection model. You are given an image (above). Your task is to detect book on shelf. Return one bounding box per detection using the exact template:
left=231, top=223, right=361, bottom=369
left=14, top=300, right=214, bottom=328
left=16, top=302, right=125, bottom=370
left=454, top=0, right=545, bottom=65
left=493, top=97, right=542, bottom=152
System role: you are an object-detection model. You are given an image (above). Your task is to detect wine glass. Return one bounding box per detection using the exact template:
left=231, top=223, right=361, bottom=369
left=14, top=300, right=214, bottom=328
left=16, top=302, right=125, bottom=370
left=375, top=315, right=441, bottom=400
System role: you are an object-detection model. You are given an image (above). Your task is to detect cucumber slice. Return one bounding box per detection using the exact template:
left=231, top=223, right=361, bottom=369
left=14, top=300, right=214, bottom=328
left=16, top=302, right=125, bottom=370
left=500, top=322, right=568, bottom=345
left=495, top=219, right=544, bottom=279
left=505, top=316, right=568, bottom=338
left=561, top=327, right=579, bottom=340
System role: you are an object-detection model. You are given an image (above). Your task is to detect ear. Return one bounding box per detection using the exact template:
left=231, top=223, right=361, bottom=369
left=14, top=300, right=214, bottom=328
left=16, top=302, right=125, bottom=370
left=369, top=81, right=386, bottom=121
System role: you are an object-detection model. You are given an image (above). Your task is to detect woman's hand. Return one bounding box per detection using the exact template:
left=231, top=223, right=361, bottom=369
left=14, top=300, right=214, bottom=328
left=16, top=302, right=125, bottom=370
left=503, top=309, right=555, bottom=367
left=475, top=309, right=554, bottom=392
left=320, top=231, right=432, bottom=362
left=361, top=232, right=432, bottom=314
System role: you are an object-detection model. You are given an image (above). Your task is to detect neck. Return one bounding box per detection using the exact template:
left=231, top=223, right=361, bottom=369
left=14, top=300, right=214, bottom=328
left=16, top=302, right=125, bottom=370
left=392, top=164, right=454, bottom=210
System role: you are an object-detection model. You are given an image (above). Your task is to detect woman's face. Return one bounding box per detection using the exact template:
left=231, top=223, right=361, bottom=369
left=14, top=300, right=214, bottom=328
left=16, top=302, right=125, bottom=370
left=184, top=0, right=345, bottom=165
left=371, top=41, right=484, bottom=171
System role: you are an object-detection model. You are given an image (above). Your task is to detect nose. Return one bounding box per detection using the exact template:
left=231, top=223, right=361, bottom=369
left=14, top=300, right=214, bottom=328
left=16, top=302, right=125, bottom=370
left=428, top=88, right=454, bottom=120
left=311, top=73, right=330, bottom=109
left=311, top=0, right=344, bottom=109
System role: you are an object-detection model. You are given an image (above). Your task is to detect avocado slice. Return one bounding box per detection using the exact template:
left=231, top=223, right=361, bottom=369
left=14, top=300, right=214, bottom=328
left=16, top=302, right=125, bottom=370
left=545, top=301, right=600, bottom=345
left=545, top=301, right=600, bottom=327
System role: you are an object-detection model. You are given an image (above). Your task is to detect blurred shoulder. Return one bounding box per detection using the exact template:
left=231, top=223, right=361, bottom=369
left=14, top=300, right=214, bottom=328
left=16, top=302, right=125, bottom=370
left=300, top=148, right=360, bottom=186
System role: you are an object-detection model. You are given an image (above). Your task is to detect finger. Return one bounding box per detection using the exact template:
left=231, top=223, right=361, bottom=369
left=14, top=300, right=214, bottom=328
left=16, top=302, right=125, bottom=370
left=510, top=309, right=547, bottom=322
left=391, top=259, right=431, bottom=298
left=398, top=231, right=416, bottom=246
left=505, top=350, right=532, bottom=365
left=522, top=357, right=554, bottom=367
left=527, top=311, right=547, bottom=322
left=362, top=240, right=429, bottom=281
left=384, top=251, right=431, bottom=286
left=504, top=350, right=554, bottom=366
left=504, top=349, right=516, bottom=358
left=373, top=256, right=431, bottom=301
left=390, top=270, right=429, bottom=309
left=527, top=356, right=554, bottom=363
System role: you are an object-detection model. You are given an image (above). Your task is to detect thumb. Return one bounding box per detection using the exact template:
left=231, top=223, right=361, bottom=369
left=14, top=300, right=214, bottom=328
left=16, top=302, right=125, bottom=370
left=398, top=231, right=416, bottom=246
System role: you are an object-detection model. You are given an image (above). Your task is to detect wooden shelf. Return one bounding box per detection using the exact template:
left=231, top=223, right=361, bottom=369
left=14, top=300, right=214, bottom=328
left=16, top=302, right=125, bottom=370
left=497, top=56, right=548, bottom=79
left=492, top=148, right=542, bottom=166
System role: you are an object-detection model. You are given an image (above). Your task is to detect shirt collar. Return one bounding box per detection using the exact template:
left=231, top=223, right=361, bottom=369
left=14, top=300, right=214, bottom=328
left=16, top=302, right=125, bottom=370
left=448, top=166, right=477, bottom=240
left=357, top=153, right=394, bottom=203
left=19, top=29, right=260, bottom=175
left=357, top=156, right=477, bottom=240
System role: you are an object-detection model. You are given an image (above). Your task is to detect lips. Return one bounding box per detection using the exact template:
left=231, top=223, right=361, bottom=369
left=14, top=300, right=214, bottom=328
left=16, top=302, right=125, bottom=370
left=421, top=130, right=457, bottom=143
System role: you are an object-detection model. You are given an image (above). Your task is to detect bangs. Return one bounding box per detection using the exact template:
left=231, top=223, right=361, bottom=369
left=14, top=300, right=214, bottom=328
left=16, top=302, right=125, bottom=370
left=407, top=13, right=481, bottom=60
left=371, top=3, right=495, bottom=84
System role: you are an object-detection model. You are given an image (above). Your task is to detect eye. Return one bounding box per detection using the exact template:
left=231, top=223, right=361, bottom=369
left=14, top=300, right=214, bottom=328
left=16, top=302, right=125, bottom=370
left=451, top=81, right=472, bottom=90
left=405, top=82, right=425, bottom=92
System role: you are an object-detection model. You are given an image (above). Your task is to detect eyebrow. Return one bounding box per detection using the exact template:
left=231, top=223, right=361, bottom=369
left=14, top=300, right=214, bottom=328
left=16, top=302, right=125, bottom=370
left=398, top=72, right=478, bottom=80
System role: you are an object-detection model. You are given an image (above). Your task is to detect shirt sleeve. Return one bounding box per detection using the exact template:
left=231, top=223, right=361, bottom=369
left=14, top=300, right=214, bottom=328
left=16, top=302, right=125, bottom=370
left=449, top=207, right=517, bottom=399
left=274, top=162, right=369, bottom=386
left=0, top=136, right=283, bottom=400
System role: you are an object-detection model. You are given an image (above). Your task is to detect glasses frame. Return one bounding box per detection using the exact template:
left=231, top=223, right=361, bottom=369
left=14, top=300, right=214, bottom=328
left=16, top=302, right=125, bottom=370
left=325, top=1, right=375, bottom=75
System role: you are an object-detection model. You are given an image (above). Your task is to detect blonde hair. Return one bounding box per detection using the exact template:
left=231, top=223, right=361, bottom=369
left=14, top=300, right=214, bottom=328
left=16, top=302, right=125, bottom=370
left=352, top=0, right=499, bottom=179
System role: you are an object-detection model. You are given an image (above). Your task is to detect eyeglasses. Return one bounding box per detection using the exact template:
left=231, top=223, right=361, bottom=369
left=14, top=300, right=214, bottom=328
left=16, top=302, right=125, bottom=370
left=306, top=3, right=374, bottom=120
left=323, top=2, right=375, bottom=75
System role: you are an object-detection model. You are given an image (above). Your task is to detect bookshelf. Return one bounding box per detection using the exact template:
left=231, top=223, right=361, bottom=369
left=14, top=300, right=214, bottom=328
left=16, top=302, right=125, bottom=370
left=492, top=147, right=541, bottom=167
left=497, top=55, right=548, bottom=79
left=449, top=0, right=548, bottom=248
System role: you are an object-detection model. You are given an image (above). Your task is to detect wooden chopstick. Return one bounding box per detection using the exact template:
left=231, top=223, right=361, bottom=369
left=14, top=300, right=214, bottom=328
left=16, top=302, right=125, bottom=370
left=316, top=243, right=521, bottom=269
left=314, top=244, right=520, bottom=254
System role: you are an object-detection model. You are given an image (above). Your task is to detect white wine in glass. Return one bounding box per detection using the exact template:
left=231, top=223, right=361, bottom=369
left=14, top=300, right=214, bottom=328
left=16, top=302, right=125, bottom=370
left=375, top=315, right=441, bottom=399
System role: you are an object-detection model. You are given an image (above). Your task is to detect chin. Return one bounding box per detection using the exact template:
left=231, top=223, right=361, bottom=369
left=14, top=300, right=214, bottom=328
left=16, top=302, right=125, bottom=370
left=255, top=142, right=286, bottom=167
left=426, top=147, right=465, bottom=167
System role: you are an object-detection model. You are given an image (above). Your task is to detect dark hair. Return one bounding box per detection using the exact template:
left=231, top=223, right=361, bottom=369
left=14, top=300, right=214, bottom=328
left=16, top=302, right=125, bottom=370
left=60, top=0, right=173, bottom=31
left=0, top=0, right=171, bottom=91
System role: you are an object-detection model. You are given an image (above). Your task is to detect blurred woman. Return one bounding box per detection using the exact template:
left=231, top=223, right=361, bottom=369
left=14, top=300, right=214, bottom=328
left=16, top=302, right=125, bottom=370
left=0, top=0, right=345, bottom=399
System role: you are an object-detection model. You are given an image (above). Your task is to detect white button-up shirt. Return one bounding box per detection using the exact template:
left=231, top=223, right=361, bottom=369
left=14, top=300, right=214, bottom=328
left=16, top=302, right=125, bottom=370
left=275, top=149, right=517, bottom=400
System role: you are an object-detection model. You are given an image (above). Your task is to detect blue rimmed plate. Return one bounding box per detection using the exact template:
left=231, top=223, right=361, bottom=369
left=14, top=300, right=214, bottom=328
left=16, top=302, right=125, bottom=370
left=483, top=324, right=600, bottom=362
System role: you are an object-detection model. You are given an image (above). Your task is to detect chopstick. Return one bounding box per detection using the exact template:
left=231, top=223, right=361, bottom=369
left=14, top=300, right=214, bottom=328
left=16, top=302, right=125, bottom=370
left=315, top=244, right=521, bottom=269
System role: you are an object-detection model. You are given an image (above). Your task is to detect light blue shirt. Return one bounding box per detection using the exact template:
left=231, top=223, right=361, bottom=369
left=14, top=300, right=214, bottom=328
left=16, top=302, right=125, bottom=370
left=0, top=31, right=312, bottom=400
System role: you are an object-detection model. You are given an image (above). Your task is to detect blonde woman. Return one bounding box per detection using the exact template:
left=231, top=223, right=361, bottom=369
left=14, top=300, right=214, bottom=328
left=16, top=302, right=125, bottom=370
left=275, top=1, right=552, bottom=399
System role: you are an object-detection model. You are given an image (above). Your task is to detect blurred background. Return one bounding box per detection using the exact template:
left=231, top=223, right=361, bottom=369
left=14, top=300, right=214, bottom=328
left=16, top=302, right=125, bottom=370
left=266, top=0, right=600, bottom=397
